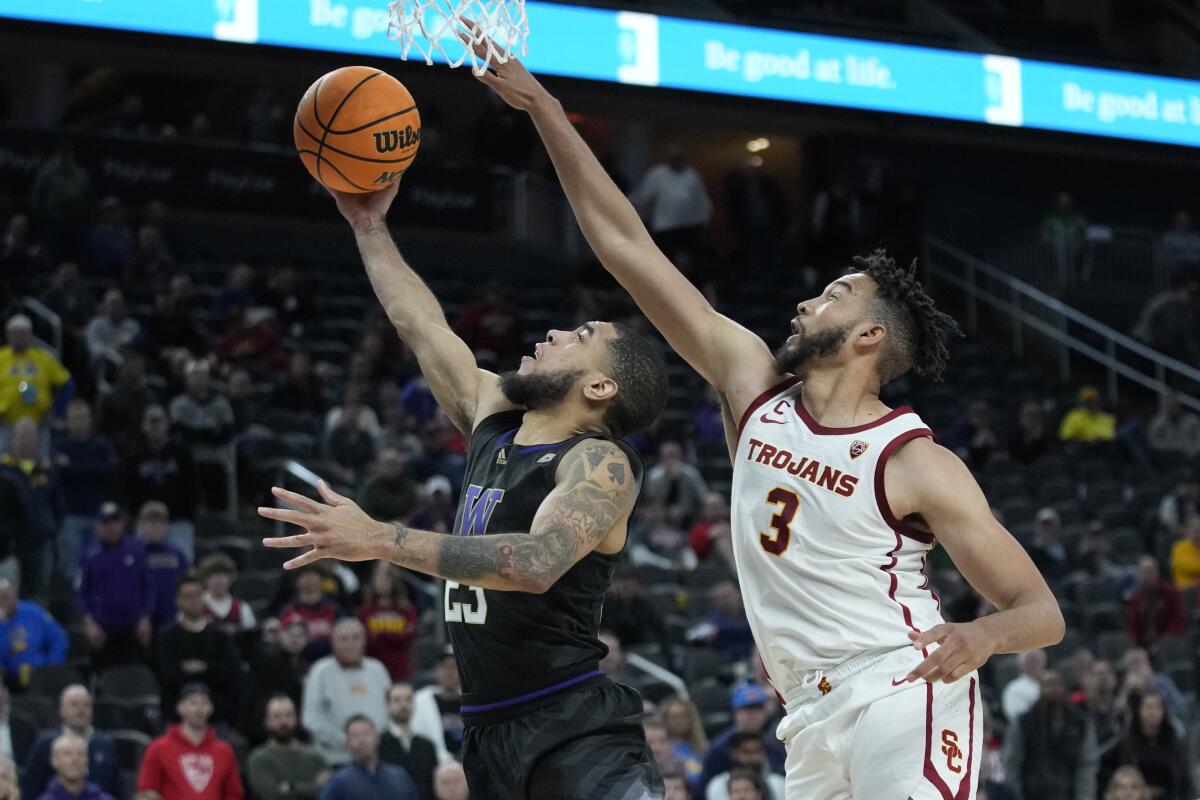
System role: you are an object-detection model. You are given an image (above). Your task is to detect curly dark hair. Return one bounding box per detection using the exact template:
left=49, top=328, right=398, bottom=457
left=602, top=322, right=669, bottom=437
left=847, top=248, right=961, bottom=383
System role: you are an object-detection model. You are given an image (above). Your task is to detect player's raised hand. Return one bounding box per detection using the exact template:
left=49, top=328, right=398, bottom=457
left=326, top=179, right=402, bottom=231
left=902, top=623, right=996, bottom=684
left=462, top=21, right=551, bottom=111
left=259, top=481, right=395, bottom=568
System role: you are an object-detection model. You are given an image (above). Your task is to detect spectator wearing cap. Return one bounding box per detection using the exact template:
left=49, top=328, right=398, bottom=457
left=318, top=715, right=419, bottom=800
left=1169, top=515, right=1200, bottom=590
left=1028, top=508, right=1074, bottom=586
left=34, top=732, right=114, bottom=800
left=697, top=684, right=786, bottom=795
left=121, top=404, right=198, bottom=542
left=302, top=619, right=390, bottom=766
left=22, top=685, right=120, bottom=800
left=247, top=695, right=330, bottom=800
left=357, top=449, right=417, bottom=525
left=84, top=290, right=141, bottom=364
left=404, top=477, right=455, bottom=534
left=78, top=502, right=154, bottom=669
left=357, top=563, right=417, bottom=681
left=1059, top=386, right=1117, bottom=443
left=52, top=399, right=116, bottom=581
left=411, top=646, right=459, bottom=764
left=0, top=314, right=73, bottom=431
left=1, top=417, right=64, bottom=602
left=1127, top=556, right=1184, bottom=649
left=197, top=553, right=255, bottom=635
left=0, top=576, right=66, bottom=688
left=136, top=683, right=244, bottom=800
left=136, top=501, right=188, bottom=629
left=155, top=574, right=240, bottom=724
left=169, top=360, right=233, bottom=513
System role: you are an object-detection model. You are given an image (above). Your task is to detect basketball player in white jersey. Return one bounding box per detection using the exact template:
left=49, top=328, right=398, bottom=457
left=473, top=51, right=1065, bottom=799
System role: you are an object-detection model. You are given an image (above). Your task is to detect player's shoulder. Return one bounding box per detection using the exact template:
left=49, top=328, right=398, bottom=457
left=887, top=435, right=977, bottom=495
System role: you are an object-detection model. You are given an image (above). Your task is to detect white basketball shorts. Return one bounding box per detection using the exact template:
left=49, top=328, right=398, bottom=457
left=775, top=646, right=982, bottom=800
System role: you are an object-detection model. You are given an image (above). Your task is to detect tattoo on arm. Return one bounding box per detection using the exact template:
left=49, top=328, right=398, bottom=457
left=384, top=440, right=635, bottom=592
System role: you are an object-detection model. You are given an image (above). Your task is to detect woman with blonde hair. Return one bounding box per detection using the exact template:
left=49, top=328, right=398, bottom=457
left=1104, top=765, right=1152, bottom=800
left=660, top=696, right=707, bottom=784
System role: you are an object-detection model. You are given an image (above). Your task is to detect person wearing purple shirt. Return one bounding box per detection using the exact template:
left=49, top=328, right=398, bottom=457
left=34, top=732, right=114, bottom=800
left=77, top=503, right=154, bottom=669
left=135, top=501, right=188, bottom=629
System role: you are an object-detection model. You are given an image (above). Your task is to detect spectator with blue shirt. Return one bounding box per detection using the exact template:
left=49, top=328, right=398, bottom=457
left=319, top=715, right=419, bottom=800
left=135, top=501, right=187, bottom=630
left=77, top=502, right=153, bottom=669
left=0, top=577, right=66, bottom=688
left=52, top=400, right=116, bottom=581
left=23, top=685, right=120, bottom=800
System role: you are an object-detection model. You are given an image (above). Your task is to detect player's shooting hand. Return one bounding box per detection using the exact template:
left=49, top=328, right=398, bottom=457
left=259, top=481, right=395, bottom=568
left=902, top=623, right=996, bottom=684
left=327, top=180, right=402, bottom=232
left=462, top=22, right=550, bottom=111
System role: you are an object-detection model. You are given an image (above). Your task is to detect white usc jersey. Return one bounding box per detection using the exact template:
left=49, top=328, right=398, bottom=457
left=731, top=377, right=946, bottom=694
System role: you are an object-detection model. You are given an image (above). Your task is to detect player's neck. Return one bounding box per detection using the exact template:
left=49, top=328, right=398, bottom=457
left=800, top=367, right=887, bottom=428
left=515, top=408, right=600, bottom=445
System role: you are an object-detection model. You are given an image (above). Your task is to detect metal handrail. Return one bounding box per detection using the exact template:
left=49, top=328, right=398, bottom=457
left=20, top=297, right=62, bottom=356
left=625, top=653, right=689, bottom=700
left=924, top=236, right=1200, bottom=411
left=270, top=459, right=439, bottom=601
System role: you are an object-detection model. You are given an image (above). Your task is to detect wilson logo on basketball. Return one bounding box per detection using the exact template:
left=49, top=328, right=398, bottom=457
left=373, top=126, right=422, bottom=153
left=849, top=440, right=869, bottom=459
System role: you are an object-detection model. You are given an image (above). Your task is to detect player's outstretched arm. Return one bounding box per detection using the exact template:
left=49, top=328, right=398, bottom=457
left=328, top=181, right=515, bottom=434
left=472, top=52, right=775, bottom=394
left=259, top=440, right=634, bottom=594
left=887, top=438, right=1065, bottom=684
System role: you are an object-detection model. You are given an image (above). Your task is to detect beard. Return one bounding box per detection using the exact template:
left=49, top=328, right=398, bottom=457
left=773, top=323, right=854, bottom=375
left=499, top=368, right=584, bottom=410
left=269, top=730, right=296, bottom=745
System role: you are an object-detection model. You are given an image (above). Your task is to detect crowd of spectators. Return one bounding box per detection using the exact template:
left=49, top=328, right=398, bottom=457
left=0, top=124, right=1198, bottom=800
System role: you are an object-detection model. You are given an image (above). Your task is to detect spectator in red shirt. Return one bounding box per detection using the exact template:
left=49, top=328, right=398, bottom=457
left=279, top=567, right=342, bottom=661
left=1127, top=556, right=1185, bottom=648
left=136, top=683, right=243, bottom=800
left=357, top=563, right=418, bottom=681
left=453, top=283, right=523, bottom=367
left=689, top=491, right=733, bottom=568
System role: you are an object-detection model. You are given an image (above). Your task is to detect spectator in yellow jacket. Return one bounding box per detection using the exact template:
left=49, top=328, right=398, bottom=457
left=0, top=315, right=72, bottom=427
left=1059, top=386, right=1116, bottom=443
left=1170, top=515, right=1200, bottom=590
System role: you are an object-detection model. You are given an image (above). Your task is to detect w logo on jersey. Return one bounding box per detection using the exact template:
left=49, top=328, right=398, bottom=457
left=849, top=440, right=869, bottom=459
left=459, top=485, right=505, bottom=535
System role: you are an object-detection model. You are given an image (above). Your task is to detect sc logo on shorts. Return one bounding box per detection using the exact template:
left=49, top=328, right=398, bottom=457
left=940, top=729, right=963, bottom=774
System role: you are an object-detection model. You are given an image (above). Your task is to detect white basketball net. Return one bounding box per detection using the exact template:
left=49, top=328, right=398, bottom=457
left=387, top=0, right=528, bottom=75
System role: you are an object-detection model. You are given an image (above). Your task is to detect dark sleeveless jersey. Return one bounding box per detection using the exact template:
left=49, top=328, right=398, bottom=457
left=446, top=410, right=644, bottom=716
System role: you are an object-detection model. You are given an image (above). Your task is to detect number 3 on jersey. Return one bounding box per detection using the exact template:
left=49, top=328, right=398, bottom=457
left=445, top=581, right=487, bottom=624
left=760, top=487, right=800, bottom=555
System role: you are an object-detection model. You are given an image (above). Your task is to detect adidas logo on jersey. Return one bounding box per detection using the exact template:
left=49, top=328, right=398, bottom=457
left=496, top=447, right=508, bottom=465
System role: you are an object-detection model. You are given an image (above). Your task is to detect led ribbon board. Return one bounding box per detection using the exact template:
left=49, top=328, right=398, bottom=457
left=5, top=1, right=1200, bottom=147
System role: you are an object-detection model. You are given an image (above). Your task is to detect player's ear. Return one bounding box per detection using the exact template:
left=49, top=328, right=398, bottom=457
left=857, top=321, right=886, bottom=349
left=583, top=374, right=618, bottom=403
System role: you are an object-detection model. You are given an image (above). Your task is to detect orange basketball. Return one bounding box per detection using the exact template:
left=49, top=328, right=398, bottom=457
left=294, top=66, right=421, bottom=193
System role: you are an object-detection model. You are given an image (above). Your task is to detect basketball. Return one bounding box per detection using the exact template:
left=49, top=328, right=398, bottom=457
left=293, top=66, right=421, bottom=193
